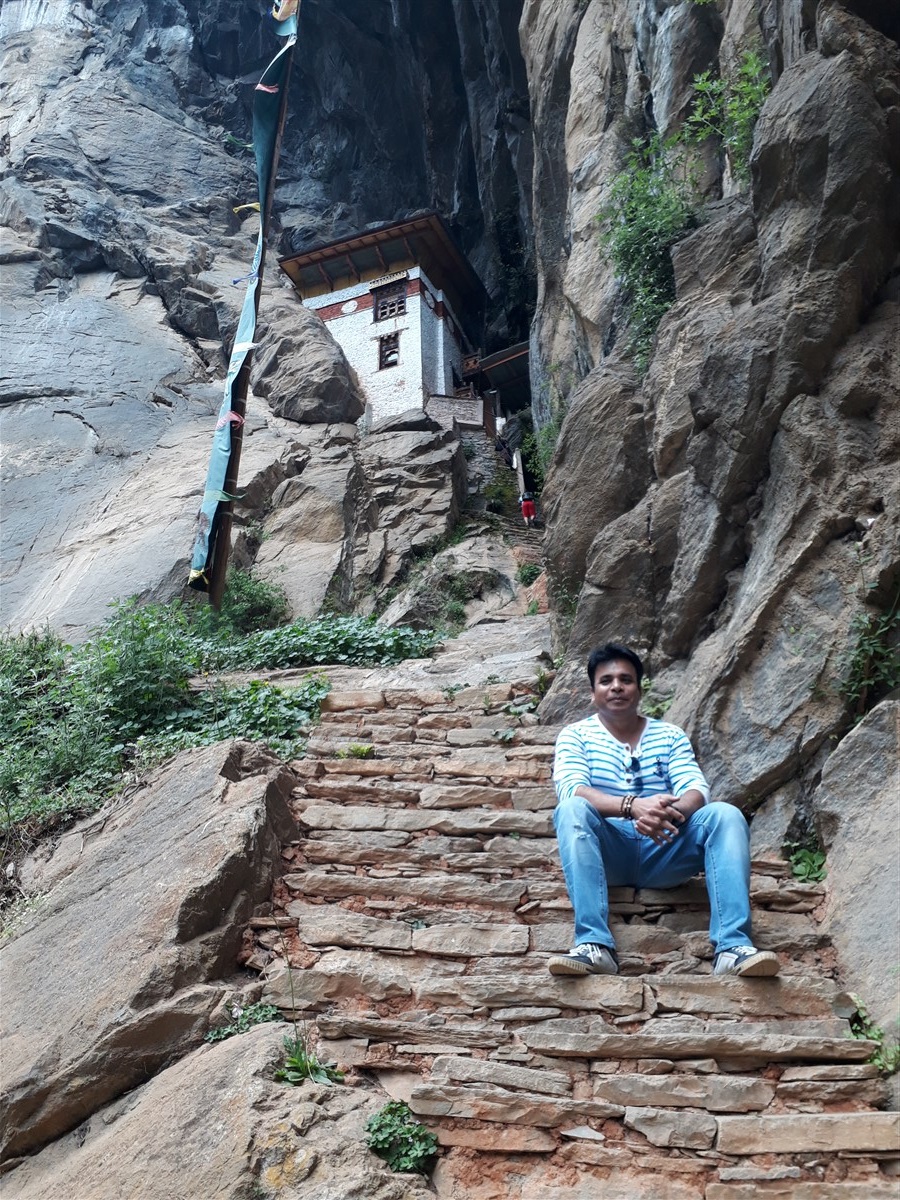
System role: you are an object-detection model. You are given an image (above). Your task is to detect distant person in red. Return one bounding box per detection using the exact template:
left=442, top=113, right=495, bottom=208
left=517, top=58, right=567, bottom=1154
left=519, top=492, right=536, bottom=526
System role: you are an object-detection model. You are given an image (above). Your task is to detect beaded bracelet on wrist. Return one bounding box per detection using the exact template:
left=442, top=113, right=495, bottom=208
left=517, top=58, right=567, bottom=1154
left=620, top=793, right=636, bottom=820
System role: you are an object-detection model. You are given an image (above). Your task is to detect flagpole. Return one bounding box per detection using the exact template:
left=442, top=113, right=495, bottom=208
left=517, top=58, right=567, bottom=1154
left=207, top=14, right=298, bottom=609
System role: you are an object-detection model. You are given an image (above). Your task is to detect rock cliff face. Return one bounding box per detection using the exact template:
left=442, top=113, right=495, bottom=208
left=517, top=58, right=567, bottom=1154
left=529, top=0, right=898, bottom=883
left=0, top=0, right=532, bottom=636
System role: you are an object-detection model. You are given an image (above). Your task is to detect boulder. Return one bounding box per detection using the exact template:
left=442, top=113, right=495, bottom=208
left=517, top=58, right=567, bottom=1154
left=5, top=1025, right=430, bottom=1200
left=0, top=741, right=295, bottom=1161
left=814, top=700, right=900, bottom=1037
left=251, top=296, right=366, bottom=425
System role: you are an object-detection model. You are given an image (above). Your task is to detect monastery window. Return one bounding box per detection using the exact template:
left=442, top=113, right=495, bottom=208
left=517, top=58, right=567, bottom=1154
left=378, top=331, right=400, bottom=370
left=372, top=280, right=407, bottom=322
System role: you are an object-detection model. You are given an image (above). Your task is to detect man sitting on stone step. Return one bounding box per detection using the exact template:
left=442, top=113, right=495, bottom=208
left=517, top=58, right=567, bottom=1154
left=548, top=642, right=779, bottom=980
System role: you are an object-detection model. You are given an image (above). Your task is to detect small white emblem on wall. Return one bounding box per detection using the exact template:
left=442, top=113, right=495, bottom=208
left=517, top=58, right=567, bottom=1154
left=341, top=300, right=359, bottom=314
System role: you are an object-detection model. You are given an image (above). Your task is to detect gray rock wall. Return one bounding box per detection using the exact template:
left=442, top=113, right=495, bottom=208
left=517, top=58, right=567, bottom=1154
left=1, top=0, right=532, bottom=637
left=527, top=0, right=899, bottom=1027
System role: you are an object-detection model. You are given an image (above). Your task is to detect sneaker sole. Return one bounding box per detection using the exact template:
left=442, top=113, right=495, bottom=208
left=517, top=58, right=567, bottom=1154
left=547, top=956, right=618, bottom=977
left=733, top=951, right=780, bottom=977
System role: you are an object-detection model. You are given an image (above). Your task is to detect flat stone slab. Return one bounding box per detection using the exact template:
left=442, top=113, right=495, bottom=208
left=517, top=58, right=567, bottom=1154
left=298, top=802, right=553, bottom=836
left=320, top=690, right=386, bottom=711
left=411, top=923, right=530, bottom=957
left=596, top=1073, right=774, bottom=1112
left=520, top=1018, right=877, bottom=1062
left=529, top=922, right=683, bottom=956
left=430, top=1054, right=572, bottom=1097
left=283, top=869, right=525, bottom=908
left=316, top=1014, right=506, bottom=1049
left=649, top=976, right=855, bottom=1019
left=302, top=778, right=423, bottom=804
left=625, top=1106, right=717, bottom=1149
left=418, top=783, right=513, bottom=808
left=707, top=1184, right=900, bottom=1200
left=285, top=901, right=412, bottom=950
left=414, top=973, right=645, bottom=1016
left=715, top=1112, right=900, bottom=1154
left=435, top=1125, right=557, bottom=1152
left=409, top=1083, right=624, bottom=1127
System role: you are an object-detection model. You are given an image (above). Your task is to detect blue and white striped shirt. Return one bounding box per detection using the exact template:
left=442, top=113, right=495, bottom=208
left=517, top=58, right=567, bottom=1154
left=553, top=716, right=710, bottom=806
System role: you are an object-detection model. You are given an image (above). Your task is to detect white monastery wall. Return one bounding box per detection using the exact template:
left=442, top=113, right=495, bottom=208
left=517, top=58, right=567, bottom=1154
left=303, top=271, right=420, bottom=423
left=302, top=266, right=472, bottom=426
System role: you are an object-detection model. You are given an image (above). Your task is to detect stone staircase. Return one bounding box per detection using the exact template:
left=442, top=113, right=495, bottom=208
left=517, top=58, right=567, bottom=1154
left=255, top=680, right=899, bottom=1198
left=495, top=512, right=544, bottom=559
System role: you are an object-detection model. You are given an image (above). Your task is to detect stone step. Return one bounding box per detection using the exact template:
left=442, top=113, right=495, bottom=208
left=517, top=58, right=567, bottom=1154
left=295, top=778, right=556, bottom=811
left=714, top=1112, right=900, bottom=1154
left=283, top=868, right=527, bottom=908
left=408, top=1081, right=624, bottom=1127
left=519, top=1017, right=876, bottom=1063
left=707, top=1183, right=900, bottom=1200
left=295, top=802, right=553, bottom=836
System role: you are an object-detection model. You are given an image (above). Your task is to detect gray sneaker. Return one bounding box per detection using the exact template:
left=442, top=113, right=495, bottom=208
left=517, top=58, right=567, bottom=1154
left=713, top=945, right=779, bottom=977
left=548, top=944, right=619, bottom=977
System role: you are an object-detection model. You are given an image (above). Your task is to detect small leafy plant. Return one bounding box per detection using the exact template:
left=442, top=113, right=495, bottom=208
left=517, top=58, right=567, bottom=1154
left=641, top=678, right=674, bottom=719
left=205, top=1000, right=281, bottom=1043
left=680, top=50, right=771, bottom=182
left=786, top=845, right=827, bottom=883
left=849, top=999, right=900, bottom=1075
left=516, top=563, right=542, bottom=588
left=274, top=1030, right=344, bottom=1085
left=336, top=743, right=375, bottom=760
left=365, top=1101, right=439, bottom=1175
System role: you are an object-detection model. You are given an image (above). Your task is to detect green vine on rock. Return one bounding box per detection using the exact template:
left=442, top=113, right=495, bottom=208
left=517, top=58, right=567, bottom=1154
left=840, top=600, right=900, bottom=717
left=598, top=133, right=696, bottom=372
left=680, top=49, right=771, bottom=183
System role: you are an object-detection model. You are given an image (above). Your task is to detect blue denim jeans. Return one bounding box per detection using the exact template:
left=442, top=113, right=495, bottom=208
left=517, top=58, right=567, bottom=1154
left=552, top=797, right=753, bottom=953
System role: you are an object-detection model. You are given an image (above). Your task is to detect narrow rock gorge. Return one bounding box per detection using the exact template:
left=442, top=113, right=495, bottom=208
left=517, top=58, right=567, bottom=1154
left=1, top=0, right=898, bottom=1197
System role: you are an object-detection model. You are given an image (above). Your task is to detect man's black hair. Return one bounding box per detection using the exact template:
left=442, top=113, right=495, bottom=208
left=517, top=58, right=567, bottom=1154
left=587, top=643, right=644, bottom=686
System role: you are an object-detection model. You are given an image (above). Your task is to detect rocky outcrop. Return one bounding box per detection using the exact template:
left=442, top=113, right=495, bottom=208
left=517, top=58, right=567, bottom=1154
left=252, top=296, right=366, bottom=426
left=0, top=741, right=295, bottom=1162
left=535, top=4, right=900, bottom=793
left=248, top=410, right=467, bottom=620
left=8, top=1025, right=431, bottom=1200
left=814, top=699, right=900, bottom=1037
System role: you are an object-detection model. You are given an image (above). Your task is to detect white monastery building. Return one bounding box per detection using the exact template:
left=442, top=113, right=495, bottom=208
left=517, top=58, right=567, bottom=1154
left=279, top=213, right=494, bottom=431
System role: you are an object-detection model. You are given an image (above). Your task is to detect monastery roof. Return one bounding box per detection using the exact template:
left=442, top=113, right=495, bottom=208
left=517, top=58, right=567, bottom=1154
left=278, top=212, right=485, bottom=337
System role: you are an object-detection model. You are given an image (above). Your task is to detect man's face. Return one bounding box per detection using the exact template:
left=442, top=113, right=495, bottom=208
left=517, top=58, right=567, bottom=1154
left=590, top=659, right=641, bottom=719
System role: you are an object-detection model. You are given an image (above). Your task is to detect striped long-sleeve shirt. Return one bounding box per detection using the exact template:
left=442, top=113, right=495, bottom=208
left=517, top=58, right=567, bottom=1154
left=553, top=715, right=710, bottom=807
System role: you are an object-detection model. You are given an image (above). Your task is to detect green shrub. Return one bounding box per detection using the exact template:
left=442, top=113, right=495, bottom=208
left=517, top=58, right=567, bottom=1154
left=850, top=1000, right=900, bottom=1076
left=516, top=563, right=542, bottom=587
left=840, top=603, right=900, bottom=716
left=201, top=616, right=440, bottom=673
left=680, top=50, right=771, bottom=182
left=0, top=601, right=435, bottom=888
left=598, top=134, right=695, bottom=371
left=192, top=568, right=290, bottom=637
left=205, top=1000, right=281, bottom=1043
left=521, top=419, right=561, bottom=491
left=365, top=1101, right=439, bottom=1175
left=336, top=743, right=375, bottom=760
